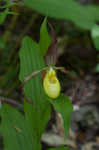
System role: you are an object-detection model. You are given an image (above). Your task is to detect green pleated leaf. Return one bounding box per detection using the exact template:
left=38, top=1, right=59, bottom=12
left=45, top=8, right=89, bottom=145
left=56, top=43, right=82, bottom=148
left=49, top=146, right=70, bottom=150
left=48, top=94, right=73, bottom=136
left=24, top=0, right=99, bottom=30
left=19, top=36, right=51, bottom=139
left=24, top=99, right=51, bottom=139
left=91, top=25, right=99, bottom=50
left=39, top=17, right=51, bottom=56
left=0, top=104, right=38, bottom=150
left=19, top=36, right=45, bottom=102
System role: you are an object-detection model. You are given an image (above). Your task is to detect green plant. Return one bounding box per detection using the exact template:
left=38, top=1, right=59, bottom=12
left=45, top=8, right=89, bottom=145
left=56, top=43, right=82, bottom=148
left=23, top=0, right=99, bottom=72
left=0, top=0, right=17, bottom=48
left=1, top=0, right=99, bottom=149
left=0, top=18, right=73, bottom=150
left=0, top=0, right=17, bottom=25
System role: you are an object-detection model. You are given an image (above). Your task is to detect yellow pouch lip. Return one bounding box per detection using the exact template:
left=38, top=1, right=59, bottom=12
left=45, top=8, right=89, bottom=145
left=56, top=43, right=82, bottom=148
left=43, top=67, right=61, bottom=99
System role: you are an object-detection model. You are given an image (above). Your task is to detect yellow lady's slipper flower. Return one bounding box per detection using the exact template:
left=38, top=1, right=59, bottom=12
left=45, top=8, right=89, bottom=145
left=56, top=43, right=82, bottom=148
left=43, top=67, right=61, bottom=99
